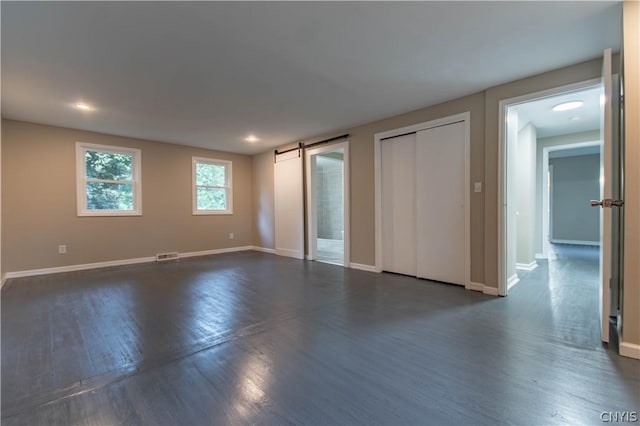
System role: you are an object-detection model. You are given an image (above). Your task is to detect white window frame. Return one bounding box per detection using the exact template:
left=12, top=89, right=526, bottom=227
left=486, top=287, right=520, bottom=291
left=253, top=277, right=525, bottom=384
left=76, top=142, right=142, bottom=216
left=192, top=157, right=233, bottom=215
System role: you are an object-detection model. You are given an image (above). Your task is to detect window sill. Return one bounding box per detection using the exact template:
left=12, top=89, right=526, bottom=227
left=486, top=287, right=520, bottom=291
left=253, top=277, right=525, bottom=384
left=192, top=210, right=233, bottom=216
left=78, top=211, right=142, bottom=217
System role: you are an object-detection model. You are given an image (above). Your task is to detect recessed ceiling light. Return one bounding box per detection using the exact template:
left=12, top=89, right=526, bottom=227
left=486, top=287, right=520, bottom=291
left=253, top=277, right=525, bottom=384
left=552, top=101, right=584, bottom=112
left=569, top=116, right=582, bottom=121
left=73, top=102, right=94, bottom=111
left=245, top=134, right=259, bottom=143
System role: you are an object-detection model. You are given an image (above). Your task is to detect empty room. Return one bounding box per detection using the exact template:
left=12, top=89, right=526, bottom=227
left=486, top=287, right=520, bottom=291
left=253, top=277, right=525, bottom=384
left=1, top=1, right=639, bottom=425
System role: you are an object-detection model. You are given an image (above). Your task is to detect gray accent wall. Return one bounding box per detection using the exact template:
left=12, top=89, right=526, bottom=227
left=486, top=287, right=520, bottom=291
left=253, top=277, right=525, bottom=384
left=316, top=154, right=344, bottom=240
left=550, top=153, right=600, bottom=243
left=535, top=130, right=600, bottom=254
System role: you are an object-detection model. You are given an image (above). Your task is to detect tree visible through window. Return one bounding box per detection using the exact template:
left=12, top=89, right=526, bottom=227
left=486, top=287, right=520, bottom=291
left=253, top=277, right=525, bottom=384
left=76, top=143, right=141, bottom=216
left=86, top=151, right=134, bottom=210
left=193, top=157, right=232, bottom=214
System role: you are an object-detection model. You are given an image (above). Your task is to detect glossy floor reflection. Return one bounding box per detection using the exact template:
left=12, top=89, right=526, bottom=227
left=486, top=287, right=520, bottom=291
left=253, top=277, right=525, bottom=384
left=317, top=238, right=344, bottom=264
left=2, top=249, right=638, bottom=425
left=508, top=243, right=601, bottom=348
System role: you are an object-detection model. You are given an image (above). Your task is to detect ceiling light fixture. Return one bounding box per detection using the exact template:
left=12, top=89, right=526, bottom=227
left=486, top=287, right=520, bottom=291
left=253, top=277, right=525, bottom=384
left=73, top=102, right=94, bottom=111
left=552, top=101, right=584, bottom=112
left=245, top=134, right=259, bottom=143
left=569, top=116, right=582, bottom=121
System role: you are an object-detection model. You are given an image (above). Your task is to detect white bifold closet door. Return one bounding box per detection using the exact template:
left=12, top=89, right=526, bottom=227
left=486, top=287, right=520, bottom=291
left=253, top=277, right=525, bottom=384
left=381, top=121, right=466, bottom=285
left=381, top=134, right=417, bottom=275
left=274, top=149, right=304, bottom=259
left=416, top=122, right=466, bottom=285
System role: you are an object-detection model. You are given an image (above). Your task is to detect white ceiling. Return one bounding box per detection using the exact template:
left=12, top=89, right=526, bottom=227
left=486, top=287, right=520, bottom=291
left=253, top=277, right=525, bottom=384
left=1, top=1, right=622, bottom=154
left=512, top=85, right=602, bottom=138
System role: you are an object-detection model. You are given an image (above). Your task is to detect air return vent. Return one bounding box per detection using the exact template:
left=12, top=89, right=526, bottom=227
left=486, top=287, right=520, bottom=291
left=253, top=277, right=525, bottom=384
left=156, top=252, right=179, bottom=262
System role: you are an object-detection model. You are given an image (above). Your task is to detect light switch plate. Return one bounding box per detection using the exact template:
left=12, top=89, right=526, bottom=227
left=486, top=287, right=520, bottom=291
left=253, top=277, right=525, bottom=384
left=474, top=182, right=482, bottom=193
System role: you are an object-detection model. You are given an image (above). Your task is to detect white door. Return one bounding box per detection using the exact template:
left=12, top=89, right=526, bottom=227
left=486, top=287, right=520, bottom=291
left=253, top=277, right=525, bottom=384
left=598, top=48, right=613, bottom=343
left=416, top=122, right=466, bottom=285
left=381, top=134, right=417, bottom=275
left=274, top=149, right=304, bottom=259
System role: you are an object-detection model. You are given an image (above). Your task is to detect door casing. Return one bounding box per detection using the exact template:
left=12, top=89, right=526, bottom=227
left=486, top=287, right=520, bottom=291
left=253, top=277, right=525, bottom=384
left=305, top=141, right=350, bottom=266
left=497, top=77, right=604, bottom=295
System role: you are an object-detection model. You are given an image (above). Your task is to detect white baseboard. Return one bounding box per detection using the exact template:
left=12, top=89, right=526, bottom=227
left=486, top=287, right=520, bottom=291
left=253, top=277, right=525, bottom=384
left=483, top=286, right=499, bottom=296
left=619, top=342, right=640, bottom=359
left=274, top=248, right=304, bottom=259
left=466, top=282, right=500, bottom=297
left=516, top=261, right=538, bottom=271
left=3, top=246, right=257, bottom=280
left=251, top=246, right=276, bottom=254
left=4, top=256, right=156, bottom=279
left=179, top=246, right=254, bottom=259
left=550, top=239, right=600, bottom=246
left=466, top=282, right=484, bottom=292
left=350, top=263, right=378, bottom=273
left=535, top=253, right=547, bottom=260
left=507, top=274, right=520, bottom=290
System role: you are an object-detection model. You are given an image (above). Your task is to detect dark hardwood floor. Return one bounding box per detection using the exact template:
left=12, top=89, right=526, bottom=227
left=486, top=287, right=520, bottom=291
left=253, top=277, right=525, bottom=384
left=2, top=246, right=638, bottom=425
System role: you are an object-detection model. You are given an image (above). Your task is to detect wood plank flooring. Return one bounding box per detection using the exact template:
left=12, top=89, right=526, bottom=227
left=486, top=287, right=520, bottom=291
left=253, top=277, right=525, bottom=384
left=2, top=246, right=638, bottom=425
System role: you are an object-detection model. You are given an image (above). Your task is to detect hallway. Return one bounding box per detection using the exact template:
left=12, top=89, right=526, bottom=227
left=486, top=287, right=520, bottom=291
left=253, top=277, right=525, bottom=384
left=509, top=243, right=601, bottom=349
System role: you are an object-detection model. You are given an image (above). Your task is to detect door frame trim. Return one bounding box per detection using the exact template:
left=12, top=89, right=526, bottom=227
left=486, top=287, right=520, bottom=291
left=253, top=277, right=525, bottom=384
left=374, top=112, right=471, bottom=289
left=305, top=141, right=350, bottom=267
left=497, top=78, right=601, bottom=296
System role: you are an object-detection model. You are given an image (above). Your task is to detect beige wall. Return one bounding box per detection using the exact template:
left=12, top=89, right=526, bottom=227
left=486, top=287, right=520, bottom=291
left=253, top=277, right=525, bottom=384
left=254, top=58, right=607, bottom=288
left=622, top=0, right=639, bottom=350
left=2, top=120, right=253, bottom=273
left=252, top=151, right=275, bottom=250
left=254, top=92, right=487, bottom=282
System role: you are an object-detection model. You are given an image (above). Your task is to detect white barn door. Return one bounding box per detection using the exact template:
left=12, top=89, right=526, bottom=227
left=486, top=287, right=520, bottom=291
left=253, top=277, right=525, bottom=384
left=274, top=148, right=304, bottom=259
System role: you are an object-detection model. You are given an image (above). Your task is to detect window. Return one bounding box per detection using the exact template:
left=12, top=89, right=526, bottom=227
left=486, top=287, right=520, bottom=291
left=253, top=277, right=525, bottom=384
left=76, top=142, right=142, bottom=216
left=193, top=157, right=233, bottom=215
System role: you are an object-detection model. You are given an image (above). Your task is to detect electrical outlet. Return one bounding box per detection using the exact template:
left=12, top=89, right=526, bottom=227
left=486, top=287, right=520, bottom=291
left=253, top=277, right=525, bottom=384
left=229, top=233, right=234, bottom=240
left=58, top=245, right=67, bottom=254
left=474, top=182, right=482, bottom=193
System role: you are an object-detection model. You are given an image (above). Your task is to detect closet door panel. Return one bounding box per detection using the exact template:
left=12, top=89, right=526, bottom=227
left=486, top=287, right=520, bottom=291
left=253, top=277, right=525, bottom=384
left=381, top=134, right=417, bottom=276
left=416, top=122, right=466, bottom=285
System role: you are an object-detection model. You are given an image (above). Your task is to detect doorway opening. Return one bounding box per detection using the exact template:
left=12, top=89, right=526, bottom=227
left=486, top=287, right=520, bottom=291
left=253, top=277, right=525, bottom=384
left=499, top=53, right=621, bottom=348
left=305, top=142, right=350, bottom=266
left=504, top=83, right=603, bottom=293
left=501, top=80, right=603, bottom=283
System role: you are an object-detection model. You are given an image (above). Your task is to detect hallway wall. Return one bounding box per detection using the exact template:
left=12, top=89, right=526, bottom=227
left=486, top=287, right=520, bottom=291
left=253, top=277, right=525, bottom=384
left=549, top=154, right=600, bottom=244
left=515, top=122, right=537, bottom=265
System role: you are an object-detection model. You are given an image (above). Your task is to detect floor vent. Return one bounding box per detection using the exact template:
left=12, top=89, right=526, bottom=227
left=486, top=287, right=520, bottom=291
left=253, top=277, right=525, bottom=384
left=156, top=252, right=179, bottom=262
